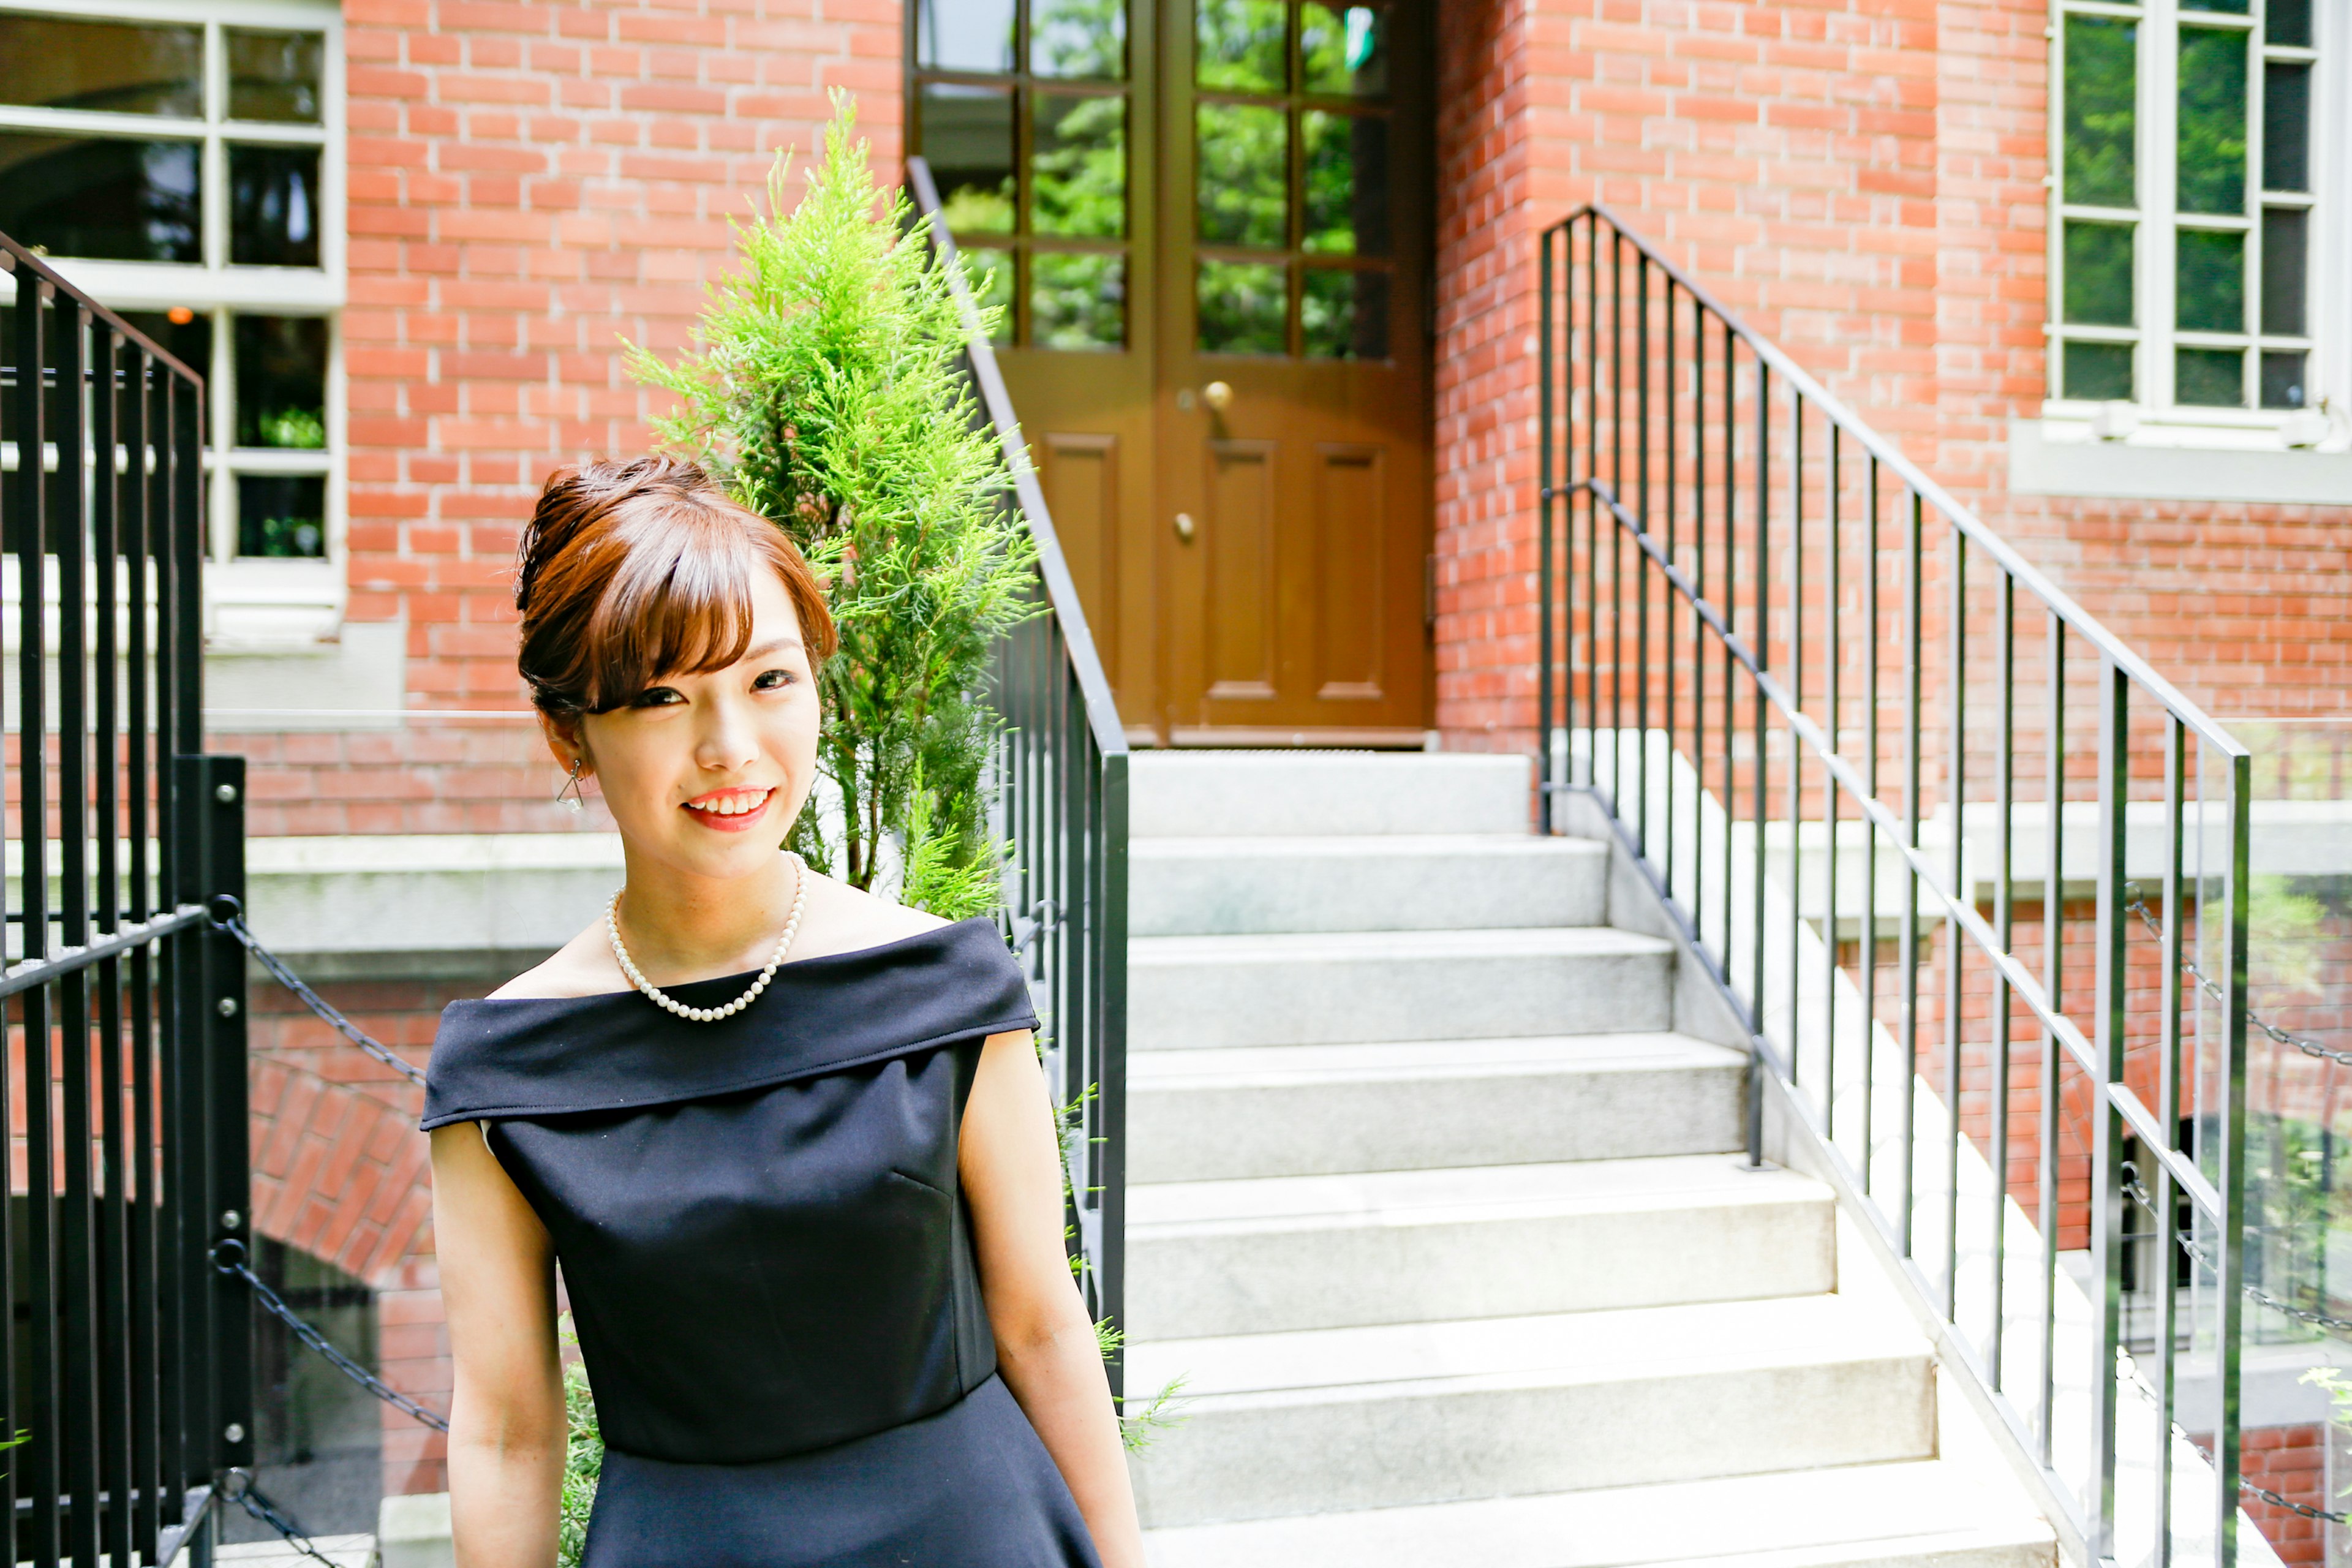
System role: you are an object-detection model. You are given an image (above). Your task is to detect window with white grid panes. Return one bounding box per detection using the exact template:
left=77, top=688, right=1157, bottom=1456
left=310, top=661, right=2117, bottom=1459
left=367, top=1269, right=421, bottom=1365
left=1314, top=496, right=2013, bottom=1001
left=0, top=0, right=341, bottom=568
left=910, top=0, right=1132, bottom=352
left=2049, top=0, right=2323, bottom=415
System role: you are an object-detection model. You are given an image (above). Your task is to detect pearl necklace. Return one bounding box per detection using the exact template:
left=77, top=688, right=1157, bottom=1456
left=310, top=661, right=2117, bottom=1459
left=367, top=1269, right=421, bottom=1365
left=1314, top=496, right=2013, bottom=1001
left=606, top=851, right=809, bottom=1023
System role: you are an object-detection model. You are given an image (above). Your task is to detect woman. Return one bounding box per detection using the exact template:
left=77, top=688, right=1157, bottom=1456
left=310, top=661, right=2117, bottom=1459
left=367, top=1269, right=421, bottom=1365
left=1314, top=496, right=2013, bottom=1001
left=421, top=456, right=1145, bottom=1567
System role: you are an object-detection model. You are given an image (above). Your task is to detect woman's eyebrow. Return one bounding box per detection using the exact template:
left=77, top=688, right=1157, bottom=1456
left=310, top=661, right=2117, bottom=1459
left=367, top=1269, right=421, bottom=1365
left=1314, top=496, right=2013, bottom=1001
left=737, top=637, right=803, bottom=661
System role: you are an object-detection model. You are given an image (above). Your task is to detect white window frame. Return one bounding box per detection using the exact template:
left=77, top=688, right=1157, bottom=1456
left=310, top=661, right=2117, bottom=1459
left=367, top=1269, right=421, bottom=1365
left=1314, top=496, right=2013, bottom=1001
left=0, top=0, right=345, bottom=644
left=2037, top=0, right=2350, bottom=475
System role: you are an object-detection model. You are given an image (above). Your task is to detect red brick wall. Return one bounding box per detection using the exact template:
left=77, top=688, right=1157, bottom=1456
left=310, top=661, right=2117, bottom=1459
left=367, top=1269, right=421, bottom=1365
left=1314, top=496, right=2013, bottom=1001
left=1431, top=0, right=2352, bottom=758
left=223, top=0, right=903, bottom=833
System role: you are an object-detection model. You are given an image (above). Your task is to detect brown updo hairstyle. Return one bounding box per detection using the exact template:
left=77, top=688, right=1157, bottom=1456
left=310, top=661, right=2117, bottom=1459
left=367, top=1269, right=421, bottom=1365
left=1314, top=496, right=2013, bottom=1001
left=515, top=456, right=837, bottom=723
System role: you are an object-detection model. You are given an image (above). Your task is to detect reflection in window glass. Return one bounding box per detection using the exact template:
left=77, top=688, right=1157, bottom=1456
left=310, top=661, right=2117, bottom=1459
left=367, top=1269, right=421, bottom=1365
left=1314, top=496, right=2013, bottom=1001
left=1197, top=260, right=1286, bottom=353
left=1034, top=93, right=1125, bottom=238
left=2174, top=347, right=2242, bottom=405
left=230, top=145, right=321, bottom=266
left=2064, top=17, right=2136, bottom=208
left=957, top=248, right=1015, bottom=344
left=237, top=474, right=326, bottom=559
left=0, top=15, right=202, bottom=117
left=2270, top=0, right=2313, bottom=48
left=1032, top=0, right=1126, bottom=79
left=2063, top=222, right=2134, bottom=325
left=1197, top=103, right=1287, bottom=247
left=920, top=84, right=1017, bottom=235
left=2173, top=228, right=2243, bottom=332
left=1197, top=0, right=1287, bottom=92
left=1302, top=4, right=1389, bottom=97
left=2176, top=28, right=2247, bottom=214
left=2261, top=207, right=2307, bottom=336
left=2065, top=341, right=2135, bottom=401
left=1033, top=251, right=1124, bottom=349
left=1303, top=110, right=1389, bottom=255
left=917, top=0, right=1016, bottom=74
left=227, top=30, right=323, bottom=124
left=0, top=135, right=200, bottom=262
left=2262, top=63, right=2309, bottom=194
left=2261, top=351, right=2306, bottom=410
left=1302, top=268, right=1389, bottom=359
left=235, top=316, right=328, bottom=449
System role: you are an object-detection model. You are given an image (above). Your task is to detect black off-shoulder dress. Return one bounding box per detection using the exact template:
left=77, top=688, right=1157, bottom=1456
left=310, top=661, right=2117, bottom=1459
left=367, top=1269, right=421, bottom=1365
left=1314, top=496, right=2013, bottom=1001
left=420, top=917, right=1104, bottom=1568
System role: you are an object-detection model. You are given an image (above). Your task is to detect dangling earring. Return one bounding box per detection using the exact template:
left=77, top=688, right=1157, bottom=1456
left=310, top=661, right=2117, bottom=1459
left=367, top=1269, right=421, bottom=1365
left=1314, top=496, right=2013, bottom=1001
left=556, top=760, right=587, bottom=815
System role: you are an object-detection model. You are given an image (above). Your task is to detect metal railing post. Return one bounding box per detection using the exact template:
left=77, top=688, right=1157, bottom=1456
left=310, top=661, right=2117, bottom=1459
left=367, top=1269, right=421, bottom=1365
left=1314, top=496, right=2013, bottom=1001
left=198, top=758, right=253, bottom=1480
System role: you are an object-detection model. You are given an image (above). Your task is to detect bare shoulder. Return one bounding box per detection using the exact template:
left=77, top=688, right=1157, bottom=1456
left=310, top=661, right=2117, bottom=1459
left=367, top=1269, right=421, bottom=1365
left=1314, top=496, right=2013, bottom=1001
left=487, top=921, right=628, bottom=1000
left=788, top=867, right=953, bottom=961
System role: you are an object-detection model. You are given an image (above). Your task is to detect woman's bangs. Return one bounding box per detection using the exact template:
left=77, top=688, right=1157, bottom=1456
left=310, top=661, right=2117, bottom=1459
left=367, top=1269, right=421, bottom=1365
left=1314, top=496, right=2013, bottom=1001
left=584, top=514, right=763, bottom=710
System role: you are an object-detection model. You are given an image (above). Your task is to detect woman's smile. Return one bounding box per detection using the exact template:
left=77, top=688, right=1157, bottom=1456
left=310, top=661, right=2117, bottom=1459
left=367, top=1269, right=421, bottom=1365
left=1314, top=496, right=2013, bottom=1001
left=682, top=785, right=777, bottom=832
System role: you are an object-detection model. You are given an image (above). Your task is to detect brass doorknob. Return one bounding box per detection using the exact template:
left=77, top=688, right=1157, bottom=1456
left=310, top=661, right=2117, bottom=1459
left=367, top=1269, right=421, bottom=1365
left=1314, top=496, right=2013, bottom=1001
left=1173, top=511, right=1197, bottom=542
left=1201, top=380, right=1233, bottom=412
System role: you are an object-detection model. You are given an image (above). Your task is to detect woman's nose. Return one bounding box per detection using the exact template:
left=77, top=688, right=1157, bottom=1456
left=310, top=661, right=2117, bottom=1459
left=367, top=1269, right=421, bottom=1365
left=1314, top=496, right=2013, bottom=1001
left=693, top=693, right=761, bottom=772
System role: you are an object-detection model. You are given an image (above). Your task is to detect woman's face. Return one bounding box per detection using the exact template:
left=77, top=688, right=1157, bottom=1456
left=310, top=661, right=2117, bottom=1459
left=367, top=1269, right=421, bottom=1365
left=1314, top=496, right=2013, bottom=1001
left=559, top=567, right=820, bottom=886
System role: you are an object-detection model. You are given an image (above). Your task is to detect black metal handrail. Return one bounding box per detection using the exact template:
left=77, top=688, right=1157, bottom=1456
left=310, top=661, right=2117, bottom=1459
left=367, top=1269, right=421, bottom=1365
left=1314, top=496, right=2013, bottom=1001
left=3, top=231, right=249, bottom=1567
left=904, top=159, right=1132, bottom=1400
left=1537, top=206, right=2254, bottom=1567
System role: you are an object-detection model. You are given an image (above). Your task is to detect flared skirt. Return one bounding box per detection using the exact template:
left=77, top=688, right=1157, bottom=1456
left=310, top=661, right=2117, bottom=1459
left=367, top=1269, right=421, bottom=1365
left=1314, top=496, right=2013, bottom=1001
left=579, top=1373, right=1104, bottom=1567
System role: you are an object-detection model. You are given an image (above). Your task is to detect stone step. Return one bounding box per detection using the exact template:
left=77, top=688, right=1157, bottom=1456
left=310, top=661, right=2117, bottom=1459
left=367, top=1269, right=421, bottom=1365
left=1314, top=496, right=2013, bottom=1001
left=1128, top=1034, right=1747, bottom=1183
left=1125, top=1294, right=1936, bottom=1528
left=1130, top=927, right=1675, bottom=1050
left=1131, top=834, right=1607, bottom=937
left=1125, top=1155, right=1835, bottom=1339
left=1140, top=1458, right=2056, bottom=1568
left=1131, top=751, right=1531, bottom=839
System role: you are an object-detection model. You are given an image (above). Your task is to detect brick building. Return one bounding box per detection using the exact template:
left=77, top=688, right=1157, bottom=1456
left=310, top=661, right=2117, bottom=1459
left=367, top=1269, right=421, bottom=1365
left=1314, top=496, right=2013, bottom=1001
left=2, top=0, right=2345, bottom=1547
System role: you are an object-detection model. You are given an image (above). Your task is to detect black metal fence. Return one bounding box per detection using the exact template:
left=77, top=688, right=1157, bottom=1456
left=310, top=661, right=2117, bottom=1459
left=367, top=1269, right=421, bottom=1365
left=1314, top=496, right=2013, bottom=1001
left=905, top=159, right=1132, bottom=1400
left=1537, top=206, right=2256, bottom=1566
left=1, top=233, right=251, bottom=1566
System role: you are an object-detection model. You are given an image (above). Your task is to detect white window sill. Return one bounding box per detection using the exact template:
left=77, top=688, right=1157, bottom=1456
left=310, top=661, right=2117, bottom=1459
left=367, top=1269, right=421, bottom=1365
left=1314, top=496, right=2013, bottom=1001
left=2010, top=415, right=2352, bottom=505
left=207, top=557, right=345, bottom=649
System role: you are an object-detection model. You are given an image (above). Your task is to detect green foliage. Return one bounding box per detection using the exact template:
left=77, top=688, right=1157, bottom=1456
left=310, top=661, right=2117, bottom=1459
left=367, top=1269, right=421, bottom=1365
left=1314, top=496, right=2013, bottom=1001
left=2176, top=26, right=2248, bottom=214
left=2252, top=873, right=2329, bottom=998
left=2064, top=15, right=2138, bottom=208
left=557, top=1315, right=601, bottom=1568
left=628, top=92, right=1039, bottom=912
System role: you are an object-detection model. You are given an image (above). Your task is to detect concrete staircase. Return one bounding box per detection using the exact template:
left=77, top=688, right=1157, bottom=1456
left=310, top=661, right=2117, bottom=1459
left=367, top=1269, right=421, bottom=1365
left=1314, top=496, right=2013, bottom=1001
left=1122, top=751, right=2056, bottom=1568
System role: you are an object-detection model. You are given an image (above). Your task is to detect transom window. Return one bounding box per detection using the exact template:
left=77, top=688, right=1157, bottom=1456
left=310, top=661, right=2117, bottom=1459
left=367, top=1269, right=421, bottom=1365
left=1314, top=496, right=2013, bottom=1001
left=1191, top=0, right=1393, bottom=360
left=0, top=0, right=341, bottom=577
left=912, top=0, right=1133, bottom=351
left=2049, top=0, right=2324, bottom=415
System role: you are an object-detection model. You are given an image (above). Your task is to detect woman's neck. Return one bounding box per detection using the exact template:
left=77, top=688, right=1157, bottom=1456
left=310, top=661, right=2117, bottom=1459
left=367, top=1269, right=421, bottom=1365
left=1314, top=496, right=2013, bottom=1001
left=611, top=847, right=801, bottom=984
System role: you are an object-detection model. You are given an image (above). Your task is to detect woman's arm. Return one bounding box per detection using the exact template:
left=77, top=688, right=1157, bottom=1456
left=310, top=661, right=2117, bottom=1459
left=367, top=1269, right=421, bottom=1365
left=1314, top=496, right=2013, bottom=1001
left=431, top=1122, right=565, bottom=1568
left=960, top=1030, right=1147, bottom=1568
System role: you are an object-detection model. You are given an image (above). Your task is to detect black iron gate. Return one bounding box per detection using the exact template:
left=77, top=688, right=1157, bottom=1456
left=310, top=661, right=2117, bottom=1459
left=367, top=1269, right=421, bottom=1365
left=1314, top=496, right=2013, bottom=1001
left=2, top=232, right=250, bottom=1567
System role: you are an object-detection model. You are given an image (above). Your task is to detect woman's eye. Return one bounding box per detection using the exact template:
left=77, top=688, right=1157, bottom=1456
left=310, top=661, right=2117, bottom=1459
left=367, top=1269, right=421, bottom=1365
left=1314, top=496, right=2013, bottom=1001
left=630, top=686, right=684, bottom=708
left=753, top=669, right=796, bottom=691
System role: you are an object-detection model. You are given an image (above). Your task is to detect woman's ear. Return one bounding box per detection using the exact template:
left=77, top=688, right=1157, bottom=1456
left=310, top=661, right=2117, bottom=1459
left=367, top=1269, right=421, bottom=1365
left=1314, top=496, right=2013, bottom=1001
left=540, top=714, right=591, bottom=778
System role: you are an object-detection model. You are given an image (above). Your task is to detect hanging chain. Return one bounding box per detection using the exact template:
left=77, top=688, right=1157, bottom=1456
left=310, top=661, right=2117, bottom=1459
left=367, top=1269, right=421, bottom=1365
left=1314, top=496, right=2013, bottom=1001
left=209, top=899, right=426, bottom=1086
left=213, top=1240, right=450, bottom=1433
left=2122, top=887, right=2352, bottom=1066
left=219, top=1467, right=362, bottom=1567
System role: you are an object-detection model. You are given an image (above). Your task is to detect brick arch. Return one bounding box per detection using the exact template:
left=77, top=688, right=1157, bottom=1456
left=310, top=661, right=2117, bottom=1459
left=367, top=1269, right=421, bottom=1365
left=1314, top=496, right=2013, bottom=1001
left=249, top=1057, right=435, bottom=1288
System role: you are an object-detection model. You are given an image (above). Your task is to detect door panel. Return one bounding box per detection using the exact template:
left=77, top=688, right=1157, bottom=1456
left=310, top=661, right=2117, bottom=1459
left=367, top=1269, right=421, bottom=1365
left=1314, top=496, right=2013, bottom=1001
left=1205, top=440, right=1277, bottom=698
left=1038, top=431, right=1120, bottom=657
left=1313, top=443, right=1382, bottom=699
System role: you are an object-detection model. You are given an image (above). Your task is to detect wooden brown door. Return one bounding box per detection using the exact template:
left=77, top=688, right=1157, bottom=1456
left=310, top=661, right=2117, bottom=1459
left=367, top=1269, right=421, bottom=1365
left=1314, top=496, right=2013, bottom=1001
left=908, top=0, right=1433, bottom=745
